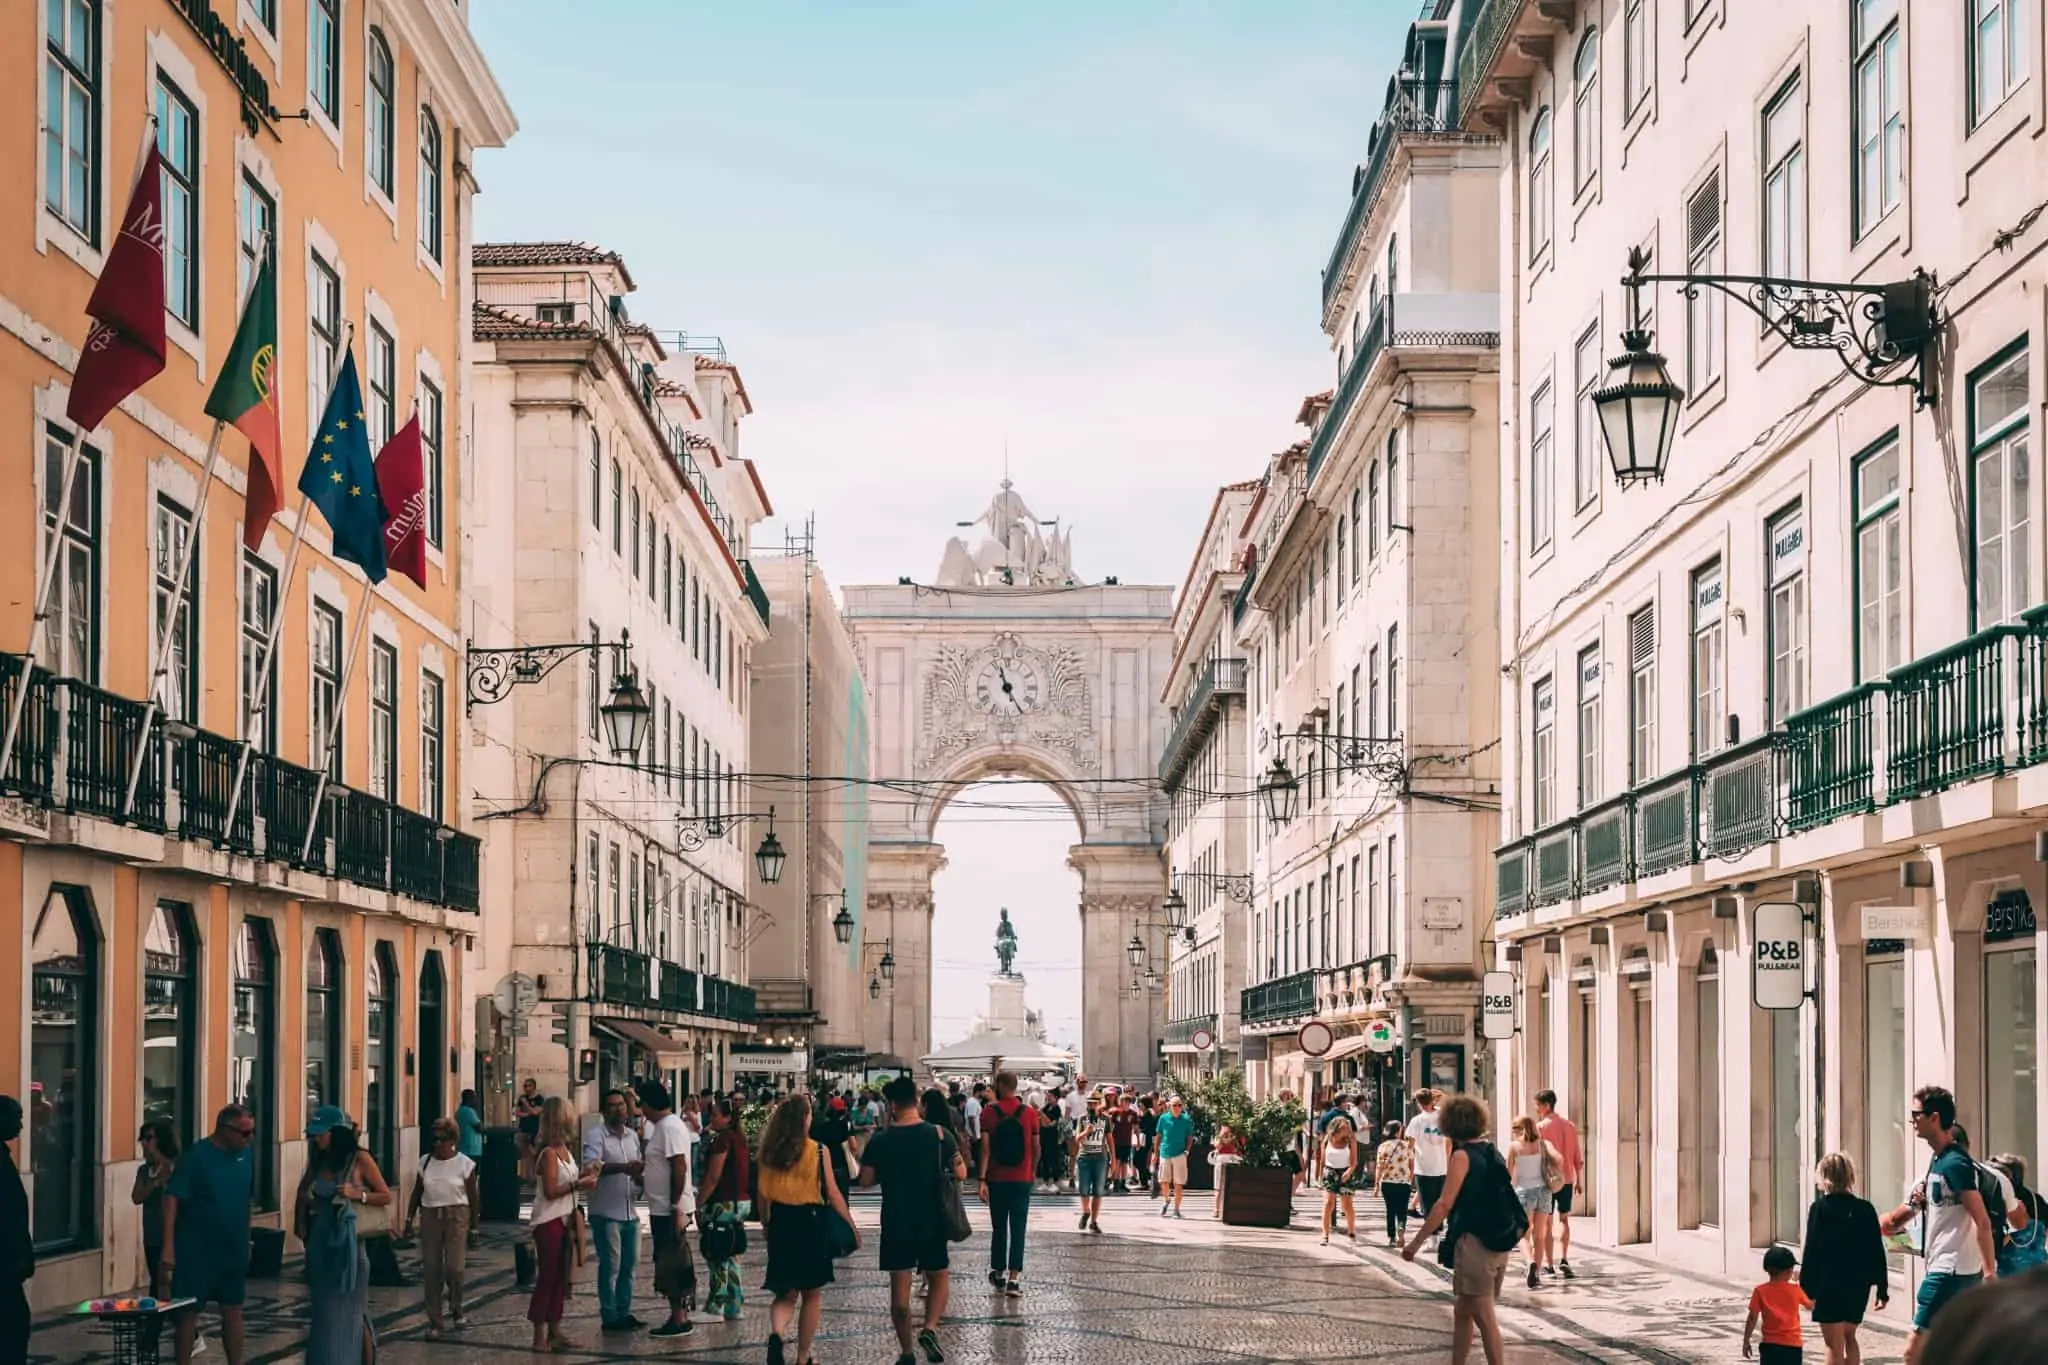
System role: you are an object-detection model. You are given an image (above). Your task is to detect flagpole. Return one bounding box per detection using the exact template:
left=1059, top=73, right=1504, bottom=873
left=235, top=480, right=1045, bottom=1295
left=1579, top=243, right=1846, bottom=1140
left=298, top=575, right=374, bottom=865
left=221, top=322, right=353, bottom=843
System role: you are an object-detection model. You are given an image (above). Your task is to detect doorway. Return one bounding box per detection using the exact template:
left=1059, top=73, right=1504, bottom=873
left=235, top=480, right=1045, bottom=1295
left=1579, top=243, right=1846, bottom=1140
left=418, top=952, right=446, bottom=1132
left=1617, top=957, right=1654, bottom=1245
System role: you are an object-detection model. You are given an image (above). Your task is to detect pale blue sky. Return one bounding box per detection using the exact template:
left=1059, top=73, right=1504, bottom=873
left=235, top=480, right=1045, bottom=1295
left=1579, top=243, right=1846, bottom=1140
left=470, top=1, right=1409, bottom=1043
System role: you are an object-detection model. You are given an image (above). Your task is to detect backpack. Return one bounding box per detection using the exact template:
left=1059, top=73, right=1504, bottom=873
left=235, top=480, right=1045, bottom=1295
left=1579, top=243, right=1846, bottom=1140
left=1455, top=1143, right=1532, bottom=1254
left=990, top=1101, right=1029, bottom=1168
left=1974, top=1160, right=2012, bottom=1253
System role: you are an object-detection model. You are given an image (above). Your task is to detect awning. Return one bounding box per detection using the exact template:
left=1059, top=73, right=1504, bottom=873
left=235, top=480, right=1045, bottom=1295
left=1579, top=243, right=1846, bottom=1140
left=1322, top=1033, right=1376, bottom=1062
left=592, top=1017, right=689, bottom=1070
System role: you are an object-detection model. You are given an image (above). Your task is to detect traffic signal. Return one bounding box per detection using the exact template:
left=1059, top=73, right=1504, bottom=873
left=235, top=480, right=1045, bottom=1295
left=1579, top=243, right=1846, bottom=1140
left=551, top=1005, right=573, bottom=1050
left=578, top=1048, right=598, bottom=1084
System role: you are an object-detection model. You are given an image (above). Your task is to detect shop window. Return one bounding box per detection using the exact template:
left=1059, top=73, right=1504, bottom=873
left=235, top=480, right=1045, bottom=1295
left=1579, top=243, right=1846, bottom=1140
left=305, top=928, right=342, bottom=1111
left=233, top=918, right=277, bottom=1208
left=1984, top=890, right=2039, bottom=1174
left=30, top=886, right=100, bottom=1251
left=365, top=942, right=397, bottom=1172
left=143, top=901, right=198, bottom=1149
left=1864, top=943, right=1907, bottom=1228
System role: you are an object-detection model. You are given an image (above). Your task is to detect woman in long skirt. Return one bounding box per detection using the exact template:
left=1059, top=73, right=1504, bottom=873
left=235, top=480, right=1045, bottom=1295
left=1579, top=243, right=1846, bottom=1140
left=528, top=1096, right=596, bottom=1353
left=295, top=1106, right=391, bottom=1364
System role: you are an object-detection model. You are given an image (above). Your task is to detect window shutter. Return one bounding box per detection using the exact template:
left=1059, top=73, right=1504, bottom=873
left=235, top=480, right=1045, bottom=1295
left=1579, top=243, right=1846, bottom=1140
left=1686, top=169, right=1722, bottom=256
left=1631, top=604, right=1656, bottom=667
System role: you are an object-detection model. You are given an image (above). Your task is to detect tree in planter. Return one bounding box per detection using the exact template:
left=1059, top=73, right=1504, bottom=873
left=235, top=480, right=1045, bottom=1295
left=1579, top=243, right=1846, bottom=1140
left=1195, top=1071, right=1307, bottom=1227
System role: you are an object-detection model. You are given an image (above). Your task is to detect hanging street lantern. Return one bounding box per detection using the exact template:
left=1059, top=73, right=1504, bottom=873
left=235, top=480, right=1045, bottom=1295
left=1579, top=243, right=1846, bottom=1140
left=599, top=666, right=653, bottom=759
left=1593, top=327, right=1684, bottom=488
left=831, top=896, right=855, bottom=945
left=1162, top=886, right=1188, bottom=926
left=1126, top=932, right=1146, bottom=968
left=879, top=945, right=897, bottom=981
left=869, top=975, right=882, bottom=1000
left=753, top=816, right=787, bottom=885
left=1260, top=755, right=1299, bottom=828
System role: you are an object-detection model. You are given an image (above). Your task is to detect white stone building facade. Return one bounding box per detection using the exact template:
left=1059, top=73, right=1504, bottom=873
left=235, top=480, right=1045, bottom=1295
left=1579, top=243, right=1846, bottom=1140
left=464, top=242, right=770, bottom=1107
left=1462, top=0, right=2048, bottom=1276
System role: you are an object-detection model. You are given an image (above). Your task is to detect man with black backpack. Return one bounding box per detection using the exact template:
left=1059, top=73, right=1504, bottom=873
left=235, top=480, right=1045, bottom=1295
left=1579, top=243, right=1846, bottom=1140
left=1401, top=1094, right=1524, bottom=1365
left=977, top=1070, right=1041, bottom=1297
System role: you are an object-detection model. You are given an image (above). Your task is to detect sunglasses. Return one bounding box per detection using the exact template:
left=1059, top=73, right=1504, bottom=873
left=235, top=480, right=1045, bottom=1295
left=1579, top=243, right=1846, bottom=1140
left=228, top=1125, right=256, bottom=1138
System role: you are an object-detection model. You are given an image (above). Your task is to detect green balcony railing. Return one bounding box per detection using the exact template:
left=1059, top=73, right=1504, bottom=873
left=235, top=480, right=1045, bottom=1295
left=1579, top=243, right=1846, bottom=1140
left=1887, top=625, right=2020, bottom=801
left=1784, top=684, right=1881, bottom=831
left=1159, top=657, right=1246, bottom=788
left=1165, top=1014, right=1220, bottom=1047
left=1231, top=558, right=1258, bottom=625
left=1454, top=0, right=1526, bottom=126
left=594, top=943, right=654, bottom=1009
left=443, top=831, right=481, bottom=910
left=1633, top=769, right=1697, bottom=878
left=1533, top=824, right=1574, bottom=906
left=1241, top=970, right=1318, bottom=1025
left=1576, top=794, right=1632, bottom=894
left=658, top=963, right=699, bottom=1013
left=1494, top=838, right=1531, bottom=917
left=742, top=559, right=772, bottom=628
left=1306, top=301, right=1385, bottom=487
left=1698, top=738, right=1779, bottom=860
left=2020, top=605, right=2048, bottom=765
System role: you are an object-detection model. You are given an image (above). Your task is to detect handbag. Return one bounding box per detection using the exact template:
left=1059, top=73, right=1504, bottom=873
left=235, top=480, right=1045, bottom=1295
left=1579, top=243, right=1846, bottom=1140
left=936, top=1127, right=973, bottom=1244
left=343, top=1157, right=393, bottom=1239
left=816, top=1143, right=859, bottom=1259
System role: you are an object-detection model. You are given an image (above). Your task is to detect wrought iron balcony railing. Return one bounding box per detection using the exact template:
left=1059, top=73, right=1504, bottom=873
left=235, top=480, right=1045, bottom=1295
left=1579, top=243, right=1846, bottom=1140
left=594, top=943, right=654, bottom=1008
left=1240, top=969, right=1318, bottom=1026
left=1321, top=78, right=1461, bottom=316
left=1159, top=657, right=1247, bottom=790
left=742, top=559, right=772, bottom=628
left=1165, top=1013, right=1220, bottom=1047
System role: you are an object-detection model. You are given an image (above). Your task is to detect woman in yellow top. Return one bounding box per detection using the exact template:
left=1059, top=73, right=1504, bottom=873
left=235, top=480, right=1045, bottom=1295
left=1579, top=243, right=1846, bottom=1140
left=757, top=1095, right=858, bottom=1365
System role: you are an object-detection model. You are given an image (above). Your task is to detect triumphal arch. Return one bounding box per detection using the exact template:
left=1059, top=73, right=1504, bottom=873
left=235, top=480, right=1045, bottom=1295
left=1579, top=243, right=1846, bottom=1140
left=842, top=483, right=1173, bottom=1084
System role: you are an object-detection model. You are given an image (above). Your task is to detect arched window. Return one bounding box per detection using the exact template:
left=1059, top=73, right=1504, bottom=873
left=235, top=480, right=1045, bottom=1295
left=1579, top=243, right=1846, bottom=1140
left=305, top=928, right=342, bottom=1113
left=143, top=901, right=198, bottom=1147
left=365, top=942, right=397, bottom=1171
left=233, top=918, right=278, bottom=1208
left=418, top=105, right=443, bottom=264
left=30, top=887, right=99, bottom=1250
left=1530, top=108, right=1554, bottom=259
left=1573, top=29, right=1600, bottom=191
left=366, top=28, right=394, bottom=198
left=418, top=951, right=446, bottom=1134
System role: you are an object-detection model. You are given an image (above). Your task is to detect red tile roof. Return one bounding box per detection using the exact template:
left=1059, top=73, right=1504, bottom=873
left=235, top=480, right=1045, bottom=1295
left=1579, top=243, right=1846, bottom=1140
left=472, top=241, right=636, bottom=290
left=693, top=354, right=754, bottom=415
left=471, top=301, right=595, bottom=341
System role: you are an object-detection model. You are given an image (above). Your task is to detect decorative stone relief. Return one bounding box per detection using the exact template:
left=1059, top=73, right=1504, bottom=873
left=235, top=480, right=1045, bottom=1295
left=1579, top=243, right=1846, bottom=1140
left=917, top=631, right=1097, bottom=774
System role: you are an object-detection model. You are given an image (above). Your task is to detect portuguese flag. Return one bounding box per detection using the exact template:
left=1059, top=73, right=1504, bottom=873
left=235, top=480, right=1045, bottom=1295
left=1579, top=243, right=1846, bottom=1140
left=207, top=254, right=284, bottom=549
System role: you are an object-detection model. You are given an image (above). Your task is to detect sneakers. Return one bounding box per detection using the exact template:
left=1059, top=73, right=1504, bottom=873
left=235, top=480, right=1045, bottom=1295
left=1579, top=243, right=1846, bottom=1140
left=650, top=1319, right=695, bottom=1338
left=988, top=1270, right=1005, bottom=1289
left=896, top=1355, right=918, bottom=1365
left=1158, top=1202, right=1170, bottom=1218
left=917, top=1326, right=945, bottom=1362
left=1543, top=1264, right=1558, bottom=1277
left=768, top=1331, right=787, bottom=1365
left=1079, top=1210, right=1089, bottom=1229
left=1526, top=1262, right=1541, bottom=1289
left=1560, top=1259, right=1576, bottom=1279
left=1173, top=1208, right=1184, bottom=1219
left=1003, top=1276, right=1023, bottom=1297
left=1088, top=1219, right=1103, bottom=1234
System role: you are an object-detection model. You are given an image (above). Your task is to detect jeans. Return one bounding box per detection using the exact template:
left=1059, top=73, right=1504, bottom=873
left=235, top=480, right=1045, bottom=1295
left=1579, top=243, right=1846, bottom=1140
left=588, top=1213, right=640, bottom=1324
left=1076, top=1154, right=1109, bottom=1198
left=418, top=1206, right=470, bottom=1329
left=1416, top=1173, right=1446, bottom=1220
left=1380, top=1182, right=1412, bottom=1241
left=987, top=1180, right=1032, bottom=1275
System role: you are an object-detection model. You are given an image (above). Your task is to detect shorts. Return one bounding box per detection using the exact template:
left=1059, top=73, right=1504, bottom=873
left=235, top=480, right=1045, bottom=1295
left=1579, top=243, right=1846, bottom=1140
left=1758, top=1344, right=1802, bottom=1365
left=1449, top=1234, right=1508, bottom=1299
left=1552, top=1183, right=1574, bottom=1215
left=1516, top=1185, right=1555, bottom=1215
left=879, top=1235, right=949, bottom=1274
left=171, top=1254, right=249, bottom=1309
left=1809, top=1289, right=1867, bottom=1325
left=1077, top=1154, right=1109, bottom=1197
left=1912, top=1270, right=1982, bottom=1331
left=1114, top=1144, right=1133, bottom=1164
left=1319, top=1169, right=1358, bottom=1194
left=1157, top=1154, right=1189, bottom=1186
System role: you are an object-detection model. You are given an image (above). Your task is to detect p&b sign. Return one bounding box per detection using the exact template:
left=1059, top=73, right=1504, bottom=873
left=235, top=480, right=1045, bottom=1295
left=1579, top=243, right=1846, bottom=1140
left=1752, top=902, right=1808, bottom=1011
left=1480, top=970, right=1518, bottom=1041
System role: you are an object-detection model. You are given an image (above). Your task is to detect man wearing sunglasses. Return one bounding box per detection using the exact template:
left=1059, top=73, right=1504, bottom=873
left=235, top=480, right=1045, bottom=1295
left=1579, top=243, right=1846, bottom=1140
left=1880, top=1085, right=1996, bottom=1363
left=162, top=1105, right=258, bottom=1365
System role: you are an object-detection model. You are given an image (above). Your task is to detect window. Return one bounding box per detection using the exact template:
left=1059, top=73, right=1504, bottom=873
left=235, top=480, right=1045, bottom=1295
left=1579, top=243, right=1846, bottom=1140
left=1387, top=625, right=1400, bottom=734
left=1760, top=505, right=1808, bottom=727
left=1368, top=647, right=1382, bottom=746
left=1573, top=28, right=1599, bottom=191
left=232, top=917, right=277, bottom=1207
left=43, top=429, right=99, bottom=682
left=309, top=254, right=341, bottom=412
left=30, top=887, right=98, bottom=1251
left=1685, top=170, right=1723, bottom=393
left=304, top=927, right=342, bottom=1111
left=310, top=0, right=341, bottom=124
left=1335, top=506, right=1348, bottom=595
left=589, top=432, right=602, bottom=530
left=629, top=489, right=642, bottom=578
left=1971, top=347, right=2032, bottom=628
left=1529, top=109, right=1553, bottom=260
left=420, top=670, right=444, bottom=820
left=1367, top=461, right=1382, bottom=559
left=1577, top=644, right=1603, bottom=807
left=1532, top=676, right=1557, bottom=826
left=1694, top=946, right=1721, bottom=1226
left=663, top=533, right=674, bottom=623
left=610, top=460, right=623, bottom=555
left=367, top=321, right=395, bottom=448
left=608, top=842, right=622, bottom=942
left=155, top=76, right=199, bottom=331
left=1769, top=999, right=1805, bottom=1240
left=1570, top=325, right=1604, bottom=512
left=1629, top=603, right=1658, bottom=782
left=240, top=552, right=278, bottom=751
left=1349, top=664, right=1361, bottom=740
left=154, top=496, right=198, bottom=724
left=143, top=902, right=198, bottom=1146
left=250, top=0, right=276, bottom=30
left=420, top=377, right=444, bottom=550
left=238, top=173, right=275, bottom=299
left=1623, top=0, right=1650, bottom=113
left=1972, top=0, right=2029, bottom=124
left=1864, top=947, right=1907, bottom=1225
left=647, top=513, right=658, bottom=598
left=1386, top=432, right=1401, bottom=534
left=1983, top=901, right=2037, bottom=1187
left=1854, top=0, right=1902, bottom=236
left=1350, top=487, right=1363, bottom=580
left=311, top=602, right=343, bottom=781
left=1855, top=437, right=1905, bottom=680
left=586, top=621, right=601, bottom=739
left=1762, top=77, right=1806, bottom=290
left=1386, top=836, right=1399, bottom=941
left=43, top=0, right=100, bottom=241
left=1530, top=382, right=1555, bottom=550
left=369, top=639, right=396, bottom=799
left=418, top=106, right=443, bottom=263
left=364, top=942, right=396, bottom=1173
left=1691, top=561, right=1728, bottom=758
left=366, top=28, right=394, bottom=198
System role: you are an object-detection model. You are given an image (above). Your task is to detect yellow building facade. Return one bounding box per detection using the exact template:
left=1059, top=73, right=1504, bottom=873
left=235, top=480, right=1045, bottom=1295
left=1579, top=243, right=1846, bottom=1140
left=5, top=0, right=513, bottom=1307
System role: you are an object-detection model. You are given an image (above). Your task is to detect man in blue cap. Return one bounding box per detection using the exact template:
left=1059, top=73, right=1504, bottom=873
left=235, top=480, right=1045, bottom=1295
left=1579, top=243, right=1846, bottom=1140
left=163, top=1104, right=257, bottom=1365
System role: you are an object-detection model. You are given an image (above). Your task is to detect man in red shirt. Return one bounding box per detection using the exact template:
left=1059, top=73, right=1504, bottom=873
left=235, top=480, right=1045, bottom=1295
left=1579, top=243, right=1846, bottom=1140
left=1109, top=1094, right=1138, bottom=1193
left=978, top=1070, right=1041, bottom=1296
left=1534, top=1089, right=1583, bottom=1279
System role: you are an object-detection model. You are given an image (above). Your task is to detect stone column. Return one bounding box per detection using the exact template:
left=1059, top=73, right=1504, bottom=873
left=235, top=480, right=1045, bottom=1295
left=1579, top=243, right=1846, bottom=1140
left=865, top=843, right=945, bottom=1068
left=1070, top=843, right=1169, bottom=1086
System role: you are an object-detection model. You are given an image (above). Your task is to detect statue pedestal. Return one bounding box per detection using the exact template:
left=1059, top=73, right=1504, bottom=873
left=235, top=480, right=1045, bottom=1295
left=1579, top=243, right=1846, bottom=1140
left=986, top=974, right=1029, bottom=1036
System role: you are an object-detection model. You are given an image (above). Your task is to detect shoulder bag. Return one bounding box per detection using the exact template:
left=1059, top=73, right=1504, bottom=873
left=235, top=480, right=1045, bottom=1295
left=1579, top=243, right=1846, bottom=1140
left=1539, top=1140, right=1566, bottom=1193
left=349, top=1156, right=394, bottom=1239
left=817, top=1142, right=859, bottom=1259
left=935, top=1127, right=973, bottom=1243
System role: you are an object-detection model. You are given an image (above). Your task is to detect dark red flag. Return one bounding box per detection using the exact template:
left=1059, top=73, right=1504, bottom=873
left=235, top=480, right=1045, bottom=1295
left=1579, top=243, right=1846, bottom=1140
left=374, top=413, right=429, bottom=589
left=66, top=139, right=167, bottom=432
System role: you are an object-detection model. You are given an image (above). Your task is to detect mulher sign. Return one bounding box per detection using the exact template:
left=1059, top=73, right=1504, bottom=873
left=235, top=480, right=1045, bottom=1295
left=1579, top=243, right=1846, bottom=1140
left=167, top=0, right=279, bottom=134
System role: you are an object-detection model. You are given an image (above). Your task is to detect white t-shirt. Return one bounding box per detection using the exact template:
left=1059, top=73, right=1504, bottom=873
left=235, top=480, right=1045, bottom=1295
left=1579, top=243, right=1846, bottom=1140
left=963, top=1097, right=983, bottom=1139
left=1406, top=1110, right=1449, bottom=1178
left=1060, top=1090, right=1089, bottom=1122
left=643, top=1113, right=698, bottom=1214
left=1919, top=1145, right=1990, bottom=1274
left=418, top=1152, right=475, bottom=1209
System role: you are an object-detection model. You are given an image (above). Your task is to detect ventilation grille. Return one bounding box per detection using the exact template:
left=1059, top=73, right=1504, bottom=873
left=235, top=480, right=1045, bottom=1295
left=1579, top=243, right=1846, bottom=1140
left=1630, top=604, right=1656, bottom=667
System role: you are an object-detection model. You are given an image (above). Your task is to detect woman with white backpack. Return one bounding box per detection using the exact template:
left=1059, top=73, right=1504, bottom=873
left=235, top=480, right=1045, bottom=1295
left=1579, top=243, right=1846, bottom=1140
left=1507, top=1116, right=1562, bottom=1289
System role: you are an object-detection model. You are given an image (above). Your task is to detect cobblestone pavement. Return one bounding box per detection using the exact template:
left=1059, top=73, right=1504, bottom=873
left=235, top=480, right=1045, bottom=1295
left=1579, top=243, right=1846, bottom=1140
left=28, top=1188, right=1909, bottom=1363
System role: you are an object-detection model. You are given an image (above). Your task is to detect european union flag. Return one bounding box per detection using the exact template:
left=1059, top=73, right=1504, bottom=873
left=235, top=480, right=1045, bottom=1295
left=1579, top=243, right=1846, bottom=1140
left=298, top=351, right=387, bottom=584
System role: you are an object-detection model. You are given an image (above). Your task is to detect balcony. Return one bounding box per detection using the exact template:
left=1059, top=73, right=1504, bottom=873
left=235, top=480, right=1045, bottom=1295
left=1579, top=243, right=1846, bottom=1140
left=1158, top=657, right=1247, bottom=791
left=1241, top=969, right=1318, bottom=1027
left=1306, top=292, right=1501, bottom=488
left=1164, top=1013, right=1220, bottom=1048
left=1321, top=77, right=1462, bottom=318
left=594, top=943, right=654, bottom=1008
left=741, top=559, right=772, bottom=628
left=1231, top=556, right=1258, bottom=625
left=1455, top=0, right=1575, bottom=131
left=1493, top=613, right=2048, bottom=919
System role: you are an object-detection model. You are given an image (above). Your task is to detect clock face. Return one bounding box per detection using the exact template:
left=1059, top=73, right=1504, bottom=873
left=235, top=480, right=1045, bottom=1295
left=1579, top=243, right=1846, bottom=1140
left=974, top=658, right=1042, bottom=714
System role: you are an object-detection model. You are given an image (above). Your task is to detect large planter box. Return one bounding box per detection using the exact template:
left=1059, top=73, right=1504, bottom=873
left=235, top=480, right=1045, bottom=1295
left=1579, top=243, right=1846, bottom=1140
left=1185, top=1138, right=1215, bottom=1191
left=1218, top=1165, right=1294, bottom=1227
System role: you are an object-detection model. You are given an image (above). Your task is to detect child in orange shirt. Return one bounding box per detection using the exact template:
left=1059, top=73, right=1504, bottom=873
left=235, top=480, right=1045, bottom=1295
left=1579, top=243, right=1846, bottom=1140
left=1744, top=1245, right=1813, bottom=1364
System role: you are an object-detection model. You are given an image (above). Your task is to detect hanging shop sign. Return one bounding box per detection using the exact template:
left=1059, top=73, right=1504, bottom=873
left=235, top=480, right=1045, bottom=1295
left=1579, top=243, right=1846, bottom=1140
left=1363, top=1017, right=1400, bottom=1053
left=1752, top=902, right=1807, bottom=1010
left=1985, top=889, right=2037, bottom=944
left=1480, top=970, right=1517, bottom=1041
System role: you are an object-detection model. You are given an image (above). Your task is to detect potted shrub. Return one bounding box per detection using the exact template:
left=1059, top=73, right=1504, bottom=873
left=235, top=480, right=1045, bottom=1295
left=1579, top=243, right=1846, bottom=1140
left=1191, top=1071, right=1305, bottom=1227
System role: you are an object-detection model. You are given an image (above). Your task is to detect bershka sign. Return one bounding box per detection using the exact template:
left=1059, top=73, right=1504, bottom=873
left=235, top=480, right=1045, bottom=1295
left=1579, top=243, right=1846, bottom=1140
left=1752, top=902, right=1807, bottom=1010
left=1480, top=971, right=1517, bottom=1041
